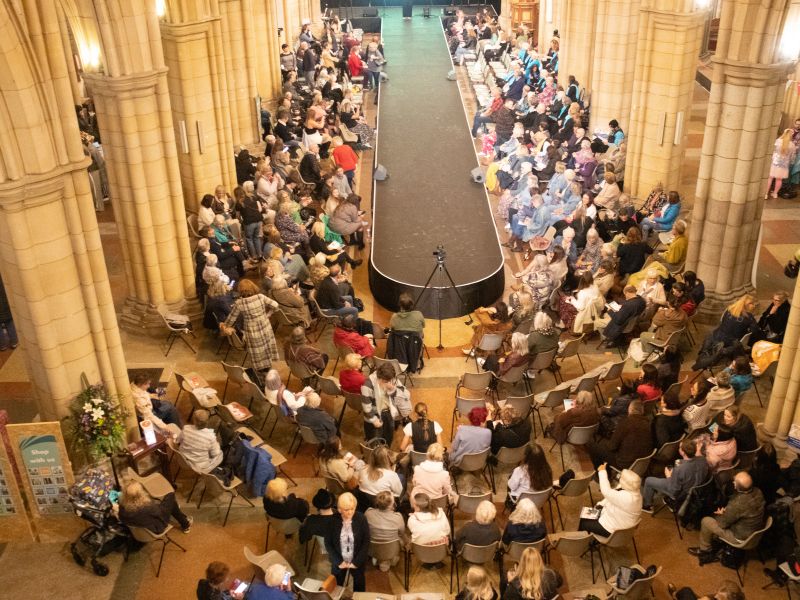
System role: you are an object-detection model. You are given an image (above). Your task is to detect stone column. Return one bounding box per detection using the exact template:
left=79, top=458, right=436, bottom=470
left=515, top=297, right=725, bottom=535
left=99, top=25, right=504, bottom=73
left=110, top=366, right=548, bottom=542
left=588, top=0, right=640, bottom=133
left=0, top=0, right=134, bottom=431
left=219, top=0, right=261, bottom=145
left=782, top=62, right=800, bottom=130
left=625, top=0, right=705, bottom=198
left=500, top=0, right=512, bottom=31
left=761, top=274, right=800, bottom=452
left=82, top=0, right=196, bottom=330
left=252, top=0, right=284, bottom=100
left=558, top=0, right=597, bottom=95
left=160, top=2, right=238, bottom=210
left=685, top=0, right=795, bottom=318
left=538, top=0, right=564, bottom=53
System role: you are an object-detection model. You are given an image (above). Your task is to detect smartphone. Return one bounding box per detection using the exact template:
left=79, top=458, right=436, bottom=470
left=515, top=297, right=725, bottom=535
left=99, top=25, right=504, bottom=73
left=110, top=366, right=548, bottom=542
left=709, top=422, right=718, bottom=434
left=232, top=580, right=248, bottom=594
left=281, top=571, right=291, bottom=587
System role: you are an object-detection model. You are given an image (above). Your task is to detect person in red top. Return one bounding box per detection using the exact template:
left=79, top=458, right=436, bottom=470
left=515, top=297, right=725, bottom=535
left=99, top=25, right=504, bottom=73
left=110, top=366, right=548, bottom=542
left=339, top=353, right=367, bottom=394
left=332, top=138, right=359, bottom=188
left=333, top=314, right=375, bottom=359
left=635, top=363, right=662, bottom=404
left=348, top=45, right=365, bottom=78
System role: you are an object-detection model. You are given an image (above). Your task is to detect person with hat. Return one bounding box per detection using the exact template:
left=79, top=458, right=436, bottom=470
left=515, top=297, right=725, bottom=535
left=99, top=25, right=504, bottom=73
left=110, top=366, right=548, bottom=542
left=450, top=407, right=492, bottom=467
left=300, top=488, right=337, bottom=543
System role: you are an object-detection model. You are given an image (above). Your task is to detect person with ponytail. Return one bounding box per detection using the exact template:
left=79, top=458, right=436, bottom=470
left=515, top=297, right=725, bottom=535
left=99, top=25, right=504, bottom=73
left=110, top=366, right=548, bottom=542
left=400, top=402, right=444, bottom=453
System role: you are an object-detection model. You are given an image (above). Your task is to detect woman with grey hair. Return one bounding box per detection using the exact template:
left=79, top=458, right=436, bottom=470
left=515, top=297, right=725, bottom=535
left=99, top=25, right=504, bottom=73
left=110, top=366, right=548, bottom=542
left=579, top=463, right=642, bottom=537
left=526, top=311, right=560, bottom=356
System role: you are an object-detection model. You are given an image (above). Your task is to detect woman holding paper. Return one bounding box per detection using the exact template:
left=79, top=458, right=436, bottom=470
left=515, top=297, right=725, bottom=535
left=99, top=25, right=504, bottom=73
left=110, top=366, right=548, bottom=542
left=578, top=464, right=642, bottom=537
left=549, top=391, right=598, bottom=444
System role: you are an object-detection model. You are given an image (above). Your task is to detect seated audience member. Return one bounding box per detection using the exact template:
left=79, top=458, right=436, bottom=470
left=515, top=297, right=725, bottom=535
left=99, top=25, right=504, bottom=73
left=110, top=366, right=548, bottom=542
left=487, top=405, right=532, bottom=455
left=456, top=566, right=498, bottom=600
left=696, top=425, right=737, bottom=473
left=269, top=276, right=312, bottom=327
left=668, top=581, right=745, bottom=600
left=178, top=410, right=223, bottom=474
left=715, top=406, right=758, bottom=452
left=680, top=271, right=705, bottom=316
left=503, top=547, right=562, bottom=600
left=526, top=311, right=561, bottom=356
left=579, top=464, right=642, bottom=537
left=481, top=331, right=529, bottom=375
left=639, top=294, right=688, bottom=356
left=319, top=436, right=362, bottom=489
left=573, top=228, right=603, bottom=275
left=593, top=259, right=615, bottom=297
left=296, top=392, right=337, bottom=443
left=309, top=221, right=359, bottom=271
left=651, top=390, right=685, bottom=448
left=450, top=407, right=492, bottom=467
left=706, top=370, right=736, bottom=411
left=284, top=327, right=328, bottom=373
left=365, top=491, right=408, bottom=571
left=323, top=492, right=370, bottom=592
left=688, top=472, right=764, bottom=565
left=247, top=563, right=294, bottom=600
left=502, top=498, right=547, bottom=545
left=724, top=356, right=753, bottom=396
left=598, top=381, right=640, bottom=438
left=758, top=290, right=790, bottom=343
left=359, top=445, right=403, bottom=497
left=339, top=353, right=366, bottom=394
left=636, top=269, right=667, bottom=313
left=634, top=364, right=662, bottom=404
left=641, top=190, right=681, bottom=239
left=589, top=400, right=653, bottom=470
left=263, top=369, right=313, bottom=416
left=361, top=363, right=412, bottom=442
left=682, top=380, right=713, bottom=432
left=653, top=219, right=688, bottom=268
left=401, top=402, right=444, bottom=453
left=550, top=390, right=599, bottom=444
left=130, top=373, right=182, bottom=435
left=407, top=492, right=451, bottom=546
left=642, top=438, right=709, bottom=513
left=656, top=346, right=682, bottom=391
left=594, top=172, right=621, bottom=211
left=333, top=314, right=375, bottom=359
left=455, top=500, right=501, bottom=551
left=749, top=443, right=782, bottom=506
left=316, top=264, right=359, bottom=318
left=203, top=278, right=235, bottom=330
left=411, top=443, right=457, bottom=503
left=390, top=292, right=426, bottom=334
left=558, top=271, right=601, bottom=333
left=197, top=562, right=243, bottom=600
left=507, top=444, right=554, bottom=504
left=329, top=193, right=368, bottom=248
left=263, top=477, right=309, bottom=522
left=464, top=301, right=514, bottom=355
left=693, top=295, right=760, bottom=370
left=636, top=183, right=668, bottom=223
left=601, top=285, right=646, bottom=348
left=117, top=481, right=192, bottom=533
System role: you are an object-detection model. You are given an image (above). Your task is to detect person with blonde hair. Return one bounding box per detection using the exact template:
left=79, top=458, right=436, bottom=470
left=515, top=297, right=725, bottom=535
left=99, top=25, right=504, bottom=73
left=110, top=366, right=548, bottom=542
left=455, top=500, right=500, bottom=551
left=117, top=480, right=193, bottom=533
left=358, top=445, right=403, bottom=497
left=407, top=492, right=451, bottom=548
left=692, top=294, right=760, bottom=370
left=503, top=498, right=546, bottom=544
left=263, top=477, right=309, bottom=522
left=766, top=128, right=797, bottom=198
left=339, top=352, right=366, bottom=394
left=579, top=463, right=642, bottom=537
left=324, top=492, right=370, bottom=591
left=411, top=442, right=457, bottom=504
left=487, top=405, right=532, bottom=455
left=202, top=277, right=235, bottom=330
left=503, top=547, right=562, bottom=600
left=456, top=566, right=498, bottom=600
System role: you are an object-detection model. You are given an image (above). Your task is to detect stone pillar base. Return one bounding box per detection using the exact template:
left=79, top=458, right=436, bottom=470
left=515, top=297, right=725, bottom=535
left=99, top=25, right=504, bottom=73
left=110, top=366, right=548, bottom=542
left=757, top=422, right=794, bottom=462
left=118, top=296, right=203, bottom=335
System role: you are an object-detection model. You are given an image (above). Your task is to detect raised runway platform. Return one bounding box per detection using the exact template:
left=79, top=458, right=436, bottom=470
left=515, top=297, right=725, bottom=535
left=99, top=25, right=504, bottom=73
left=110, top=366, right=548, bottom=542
left=367, top=8, right=504, bottom=318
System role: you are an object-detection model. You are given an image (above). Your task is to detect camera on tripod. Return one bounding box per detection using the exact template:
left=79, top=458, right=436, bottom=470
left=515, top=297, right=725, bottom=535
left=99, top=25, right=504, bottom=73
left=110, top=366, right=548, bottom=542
left=432, top=244, right=446, bottom=263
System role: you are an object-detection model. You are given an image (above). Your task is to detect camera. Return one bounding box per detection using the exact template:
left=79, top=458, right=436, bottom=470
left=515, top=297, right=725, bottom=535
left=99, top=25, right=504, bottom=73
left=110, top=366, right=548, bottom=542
left=432, top=244, right=446, bottom=262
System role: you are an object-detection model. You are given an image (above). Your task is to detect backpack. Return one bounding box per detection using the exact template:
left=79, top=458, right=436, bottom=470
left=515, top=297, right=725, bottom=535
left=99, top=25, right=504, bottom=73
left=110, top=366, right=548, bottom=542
left=720, top=545, right=745, bottom=569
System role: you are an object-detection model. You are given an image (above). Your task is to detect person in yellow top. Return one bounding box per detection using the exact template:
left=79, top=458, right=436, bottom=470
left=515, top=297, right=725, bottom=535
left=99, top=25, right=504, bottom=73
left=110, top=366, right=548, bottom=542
left=627, top=220, right=688, bottom=288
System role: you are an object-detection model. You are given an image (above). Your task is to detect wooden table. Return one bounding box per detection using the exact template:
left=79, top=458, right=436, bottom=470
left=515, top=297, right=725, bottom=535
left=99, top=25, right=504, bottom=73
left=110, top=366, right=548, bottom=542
left=124, top=431, right=170, bottom=477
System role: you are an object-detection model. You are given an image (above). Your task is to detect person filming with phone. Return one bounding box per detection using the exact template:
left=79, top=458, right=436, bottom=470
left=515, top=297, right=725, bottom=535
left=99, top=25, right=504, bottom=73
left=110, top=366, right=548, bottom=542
left=247, top=563, right=295, bottom=600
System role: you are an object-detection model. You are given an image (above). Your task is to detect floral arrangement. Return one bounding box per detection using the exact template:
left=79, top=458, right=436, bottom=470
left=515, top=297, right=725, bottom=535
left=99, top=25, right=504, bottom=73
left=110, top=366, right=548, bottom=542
left=68, top=383, right=128, bottom=461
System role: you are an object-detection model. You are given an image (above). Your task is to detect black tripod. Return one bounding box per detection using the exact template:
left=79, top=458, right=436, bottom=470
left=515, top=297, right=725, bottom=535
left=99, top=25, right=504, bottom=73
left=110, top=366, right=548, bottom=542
left=413, top=245, right=473, bottom=350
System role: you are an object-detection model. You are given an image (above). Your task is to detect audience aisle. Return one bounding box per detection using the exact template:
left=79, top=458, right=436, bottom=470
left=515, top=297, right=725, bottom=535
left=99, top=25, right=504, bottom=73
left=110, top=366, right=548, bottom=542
left=0, top=7, right=794, bottom=600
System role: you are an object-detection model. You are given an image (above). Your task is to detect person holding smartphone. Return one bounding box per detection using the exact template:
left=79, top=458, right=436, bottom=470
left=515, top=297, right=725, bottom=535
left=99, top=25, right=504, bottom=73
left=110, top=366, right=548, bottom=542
left=247, top=564, right=294, bottom=600
left=197, top=561, right=245, bottom=600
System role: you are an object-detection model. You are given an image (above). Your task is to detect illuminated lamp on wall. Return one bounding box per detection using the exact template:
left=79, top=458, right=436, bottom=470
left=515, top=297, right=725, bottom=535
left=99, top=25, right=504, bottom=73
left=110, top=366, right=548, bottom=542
left=79, top=43, right=102, bottom=72
left=156, top=0, right=167, bottom=19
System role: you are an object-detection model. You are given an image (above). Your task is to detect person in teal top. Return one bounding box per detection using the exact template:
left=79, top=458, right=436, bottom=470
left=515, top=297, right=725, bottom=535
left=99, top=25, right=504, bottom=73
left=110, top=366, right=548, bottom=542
left=641, top=191, right=681, bottom=239
left=609, top=119, right=625, bottom=145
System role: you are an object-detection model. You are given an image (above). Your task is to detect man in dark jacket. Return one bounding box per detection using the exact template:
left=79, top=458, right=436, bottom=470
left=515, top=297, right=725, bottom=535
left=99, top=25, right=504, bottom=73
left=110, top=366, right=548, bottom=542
left=589, top=400, right=652, bottom=470
left=299, top=144, right=322, bottom=184
left=689, top=471, right=765, bottom=564
left=296, top=393, right=337, bottom=443
left=299, top=41, right=317, bottom=87
left=642, top=437, right=709, bottom=512
left=602, top=285, right=646, bottom=348
left=492, top=98, right=517, bottom=148
left=316, top=265, right=358, bottom=318
left=487, top=405, right=532, bottom=455
left=202, top=226, right=243, bottom=278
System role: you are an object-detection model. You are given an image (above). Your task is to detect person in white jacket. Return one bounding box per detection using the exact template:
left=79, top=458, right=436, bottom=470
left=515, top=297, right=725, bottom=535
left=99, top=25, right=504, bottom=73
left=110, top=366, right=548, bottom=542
left=358, top=445, right=403, bottom=497
left=410, top=444, right=457, bottom=505
left=407, top=492, right=451, bottom=547
left=178, top=410, right=223, bottom=473
left=579, top=464, right=642, bottom=537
